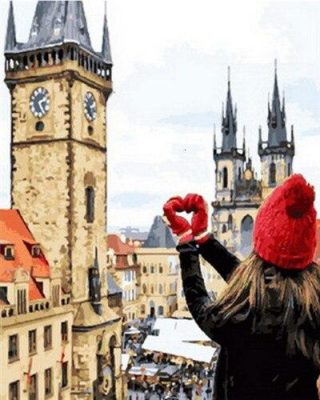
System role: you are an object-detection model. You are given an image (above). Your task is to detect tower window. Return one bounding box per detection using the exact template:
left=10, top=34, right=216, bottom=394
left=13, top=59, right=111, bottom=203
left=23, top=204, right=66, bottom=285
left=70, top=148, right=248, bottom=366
left=269, top=162, right=276, bottom=185
left=85, top=186, right=95, bottom=223
left=223, top=167, right=228, bottom=188
left=88, top=126, right=94, bottom=136
left=228, top=215, right=233, bottom=230
left=222, top=224, right=227, bottom=233
left=35, top=121, right=44, bottom=132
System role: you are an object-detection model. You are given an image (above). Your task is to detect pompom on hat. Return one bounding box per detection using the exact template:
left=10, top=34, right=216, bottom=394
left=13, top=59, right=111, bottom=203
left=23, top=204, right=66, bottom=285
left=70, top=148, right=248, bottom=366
left=253, top=174, right=317, bottom=270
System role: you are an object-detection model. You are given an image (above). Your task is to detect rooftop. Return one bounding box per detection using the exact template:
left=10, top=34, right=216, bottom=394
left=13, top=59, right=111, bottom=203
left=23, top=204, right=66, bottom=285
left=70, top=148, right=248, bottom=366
left=143, top=216, right=176, bottom=249
left=0, top=209, right=50, bottom=300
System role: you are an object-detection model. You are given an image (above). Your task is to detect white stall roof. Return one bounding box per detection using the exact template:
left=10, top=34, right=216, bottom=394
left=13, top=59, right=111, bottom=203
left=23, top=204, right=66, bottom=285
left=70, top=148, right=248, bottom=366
left=128, top=363, right=160, bottom=376
left=152, top=318, right=211, bottom=342
left=142, top=336, right=217, bottom=364
left=121, top=353, right=130, bottom=371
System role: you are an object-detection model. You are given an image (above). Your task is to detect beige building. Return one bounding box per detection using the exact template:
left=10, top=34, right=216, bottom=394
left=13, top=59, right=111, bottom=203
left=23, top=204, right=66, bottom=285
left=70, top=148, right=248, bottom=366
left=212, top=65, right=294, bottom=257
left=135, top=216, right=179, bottom=319
left=107, top=235, right=140, bottom=323
left=4, top=2, right=122, bottom=399
left=0, top=210, right=74, bottom=400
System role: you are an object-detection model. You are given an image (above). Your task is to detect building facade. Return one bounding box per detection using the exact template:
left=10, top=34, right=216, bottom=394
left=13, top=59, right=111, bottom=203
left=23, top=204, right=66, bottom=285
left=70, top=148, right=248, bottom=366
left=0, top=210, right=74, bottom=400
left=212, top=64, right=295, bottom=257
left=136, top=216, right=178, bottom=319
left=107, top=235, right=140, bottom=323
left=4, top=2, right=122, bottom=399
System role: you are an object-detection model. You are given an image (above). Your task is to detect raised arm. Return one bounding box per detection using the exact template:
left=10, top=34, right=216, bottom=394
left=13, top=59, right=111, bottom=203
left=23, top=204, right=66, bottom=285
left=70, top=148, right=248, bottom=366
left=198, top=234, right=240, bottom=281
left=177, top=241, right=224, bottom=342
left=183, top=194, right=240, bottom=281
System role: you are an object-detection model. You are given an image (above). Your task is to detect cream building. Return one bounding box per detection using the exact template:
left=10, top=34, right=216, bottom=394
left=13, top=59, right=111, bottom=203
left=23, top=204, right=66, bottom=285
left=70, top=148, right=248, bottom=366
left=136, top=216, right=179, bottom=319
left=212, top=65, right=295, bottom=257
left=0, top=210, right=74, bottom=400
left=4, top=2, right=122, bottom=399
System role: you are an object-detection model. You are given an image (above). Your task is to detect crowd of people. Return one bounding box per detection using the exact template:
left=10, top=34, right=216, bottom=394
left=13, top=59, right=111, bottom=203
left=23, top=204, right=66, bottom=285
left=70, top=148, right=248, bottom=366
left=123, top=318, right=216, bottom=400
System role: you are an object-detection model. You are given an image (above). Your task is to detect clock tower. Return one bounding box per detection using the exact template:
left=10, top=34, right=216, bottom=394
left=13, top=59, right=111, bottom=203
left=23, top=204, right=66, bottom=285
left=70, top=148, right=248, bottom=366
left=5, top=1, right=122, bottom=398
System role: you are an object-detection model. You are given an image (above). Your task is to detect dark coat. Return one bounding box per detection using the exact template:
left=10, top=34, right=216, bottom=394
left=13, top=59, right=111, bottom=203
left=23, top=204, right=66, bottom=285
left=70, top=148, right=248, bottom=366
left=178, top=235, right=320, bottom=400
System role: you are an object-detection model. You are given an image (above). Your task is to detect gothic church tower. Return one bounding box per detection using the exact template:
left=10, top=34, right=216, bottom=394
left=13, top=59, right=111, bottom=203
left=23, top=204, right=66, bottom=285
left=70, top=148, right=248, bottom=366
left=259, top=61, right=295, bottom=199
left=5, top=1, right=122, bottom=398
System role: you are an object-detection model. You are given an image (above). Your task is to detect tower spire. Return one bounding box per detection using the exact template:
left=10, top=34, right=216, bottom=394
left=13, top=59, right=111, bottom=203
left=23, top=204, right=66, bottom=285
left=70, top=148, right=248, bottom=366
left=101, top=0, right=112, bottom=64
left=267, top=60, right=287, bottom=147
left=5, top=1, right=16, bottom=52
left=221, top=66, right=237, bottom=152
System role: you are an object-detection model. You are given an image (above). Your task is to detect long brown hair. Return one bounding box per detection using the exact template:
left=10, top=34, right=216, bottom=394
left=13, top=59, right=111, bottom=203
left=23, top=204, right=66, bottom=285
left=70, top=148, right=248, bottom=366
left=212, top=252, right=320, bottom=367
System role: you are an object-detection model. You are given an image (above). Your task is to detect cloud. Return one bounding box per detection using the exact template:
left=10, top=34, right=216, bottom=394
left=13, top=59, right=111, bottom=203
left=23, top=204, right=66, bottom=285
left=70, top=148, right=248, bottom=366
left=110, top=192, right=160, bottom=208
left=159, top=111, right=221, bottom=129
left=286, top=79, right=320, bottom=118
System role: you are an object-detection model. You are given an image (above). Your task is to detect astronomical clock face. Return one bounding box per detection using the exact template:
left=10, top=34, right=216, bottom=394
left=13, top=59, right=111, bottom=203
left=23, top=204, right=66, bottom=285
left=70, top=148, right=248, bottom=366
left=84, top=92, right=97, bottom=122
left=30, top=87, right=50, bottom=118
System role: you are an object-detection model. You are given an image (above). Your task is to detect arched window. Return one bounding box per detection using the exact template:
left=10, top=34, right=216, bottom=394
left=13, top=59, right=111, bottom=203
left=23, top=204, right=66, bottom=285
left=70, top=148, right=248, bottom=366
left=222, top=224, right=227, bottom=233
left=143, top=266, right=147, bottom=273
left=85, top=186, right=95, bottom=223
left=228, top=215, right=233, bottom=230
left=141, top=304, right=145, bottom=314
left=240, top=215, right=254, bottom=257
left=223, top=167, right=228, bottom=188
left=269, top=163, right=276, bottom=185
left=158, top=306, right=164, bottom=316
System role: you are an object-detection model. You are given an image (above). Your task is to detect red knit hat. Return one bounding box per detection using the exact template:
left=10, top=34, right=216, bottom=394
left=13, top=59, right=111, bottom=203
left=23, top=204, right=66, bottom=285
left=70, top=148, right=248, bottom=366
left=253, top=174, right=317, bottom=270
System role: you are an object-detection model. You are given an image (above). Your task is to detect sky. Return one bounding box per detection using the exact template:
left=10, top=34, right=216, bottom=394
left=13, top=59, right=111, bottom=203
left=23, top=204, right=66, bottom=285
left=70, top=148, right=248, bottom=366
left=0, top=0, right=319, bottom=232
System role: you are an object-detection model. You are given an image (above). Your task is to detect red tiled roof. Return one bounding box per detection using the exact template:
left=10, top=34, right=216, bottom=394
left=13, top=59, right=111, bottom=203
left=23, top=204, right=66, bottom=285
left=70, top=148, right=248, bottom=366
left=107, top=234, right=135, bottom=255
left=107, top=234, right=139, bottom=270
left=0, top=209, right=50, bottom=300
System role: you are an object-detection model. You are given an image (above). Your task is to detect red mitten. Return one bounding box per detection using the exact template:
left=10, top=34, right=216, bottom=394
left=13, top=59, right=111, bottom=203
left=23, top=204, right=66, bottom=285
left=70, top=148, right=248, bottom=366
left=184, top=194, right=209, bottom=244
left=163, top=196, right=193, bottom=243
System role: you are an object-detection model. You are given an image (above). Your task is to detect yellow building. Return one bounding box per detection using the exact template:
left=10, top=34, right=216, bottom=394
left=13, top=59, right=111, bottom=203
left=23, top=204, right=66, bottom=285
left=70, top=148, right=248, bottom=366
left=4, top=2, right=122, bottom=399
left=107, top=235, right=140, bottom=323
left=212, top=65, right=294, bottom=257
left=136, top=216, right=179, bottom=319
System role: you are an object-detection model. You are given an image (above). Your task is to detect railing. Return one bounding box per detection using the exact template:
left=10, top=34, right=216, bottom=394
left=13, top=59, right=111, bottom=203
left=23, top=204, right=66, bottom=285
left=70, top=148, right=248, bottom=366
left=5, top=45, right=112, bottom=81
left=61, top=293, right=71, bottom=306
left=0, top=304, right=15, bottom=318
left=29, top=299, right=50, bottom=313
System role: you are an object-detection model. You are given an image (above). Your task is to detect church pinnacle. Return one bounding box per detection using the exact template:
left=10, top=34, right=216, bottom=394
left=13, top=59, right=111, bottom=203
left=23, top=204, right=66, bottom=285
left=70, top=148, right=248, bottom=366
left=221, top=67, right=238, bottom=152
left=5, top=1, right=16, bottom=52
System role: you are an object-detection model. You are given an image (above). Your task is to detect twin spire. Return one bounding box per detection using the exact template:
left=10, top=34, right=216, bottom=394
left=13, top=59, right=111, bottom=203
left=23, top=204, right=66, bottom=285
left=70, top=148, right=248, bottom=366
left=218, top=61, right=291, bottom=155
left=5, top=0, right=111, bottom=64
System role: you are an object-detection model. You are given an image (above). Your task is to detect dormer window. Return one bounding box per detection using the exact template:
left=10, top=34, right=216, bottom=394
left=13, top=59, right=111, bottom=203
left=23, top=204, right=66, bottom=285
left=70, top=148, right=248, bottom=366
left=31, top=245, right=41, bottom=258
left=54, top=17, right=62, bottom=36
left=4, top=245, right=14, bottom=260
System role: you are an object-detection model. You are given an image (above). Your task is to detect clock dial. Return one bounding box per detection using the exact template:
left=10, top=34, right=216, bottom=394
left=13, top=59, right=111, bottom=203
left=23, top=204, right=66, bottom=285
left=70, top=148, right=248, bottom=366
left=30, top=87, right=50, bottom=118
left=84, top=92, right=97, bottom=122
